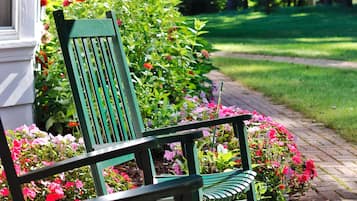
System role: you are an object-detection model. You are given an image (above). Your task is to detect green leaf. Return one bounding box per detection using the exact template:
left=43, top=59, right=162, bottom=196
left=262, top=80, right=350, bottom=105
left=45, top=116, right=56, bottom=131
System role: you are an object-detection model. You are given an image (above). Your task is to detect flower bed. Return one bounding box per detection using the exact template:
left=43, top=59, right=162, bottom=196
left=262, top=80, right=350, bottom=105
left=0, top=96, right=316, bottom=200
left=0, top=125, right=135, bottom=200
left=162, top=96, right=317, bottom=200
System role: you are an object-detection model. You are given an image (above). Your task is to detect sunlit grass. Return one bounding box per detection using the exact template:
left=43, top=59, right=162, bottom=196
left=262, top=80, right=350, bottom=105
left=191, top=6, right=357, bottom=61
left=212, top=57, right=357, bottom=143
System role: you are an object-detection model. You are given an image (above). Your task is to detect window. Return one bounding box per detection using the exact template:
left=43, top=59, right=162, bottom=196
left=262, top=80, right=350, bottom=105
left=0, top=0, right=18, bottom=40
left=0, top=0, right=12, bottom=27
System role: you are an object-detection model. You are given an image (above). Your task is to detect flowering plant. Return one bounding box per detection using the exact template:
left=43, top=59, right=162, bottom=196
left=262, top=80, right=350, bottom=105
left=162, top=95, right=317, bottom=200
left=35, top=0, right=213, bottom=134
left=0, top=125, right=135, bottom=200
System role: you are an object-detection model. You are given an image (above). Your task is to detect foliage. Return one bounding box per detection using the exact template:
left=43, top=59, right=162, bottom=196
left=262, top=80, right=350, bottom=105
left=0, top=125, right=135, bottom=200
left=213, top=57, right=357, bottom=143
left=163, top=96, right=317, bottom=200
left=35, top=0, right=213, bottom=134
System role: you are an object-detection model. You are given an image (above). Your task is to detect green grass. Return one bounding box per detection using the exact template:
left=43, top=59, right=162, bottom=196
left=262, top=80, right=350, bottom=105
left=193, top=6, right=357, bottom=61
left=212, top=57, right=357, bottom=143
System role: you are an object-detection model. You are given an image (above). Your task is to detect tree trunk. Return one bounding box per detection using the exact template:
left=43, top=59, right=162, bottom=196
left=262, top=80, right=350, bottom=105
left=346, top=0, right=353, bottom=7
left=242, top=0, right=249, bottom=9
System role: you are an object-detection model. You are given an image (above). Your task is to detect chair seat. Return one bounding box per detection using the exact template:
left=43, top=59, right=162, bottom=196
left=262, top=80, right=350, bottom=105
left=156, top=169, right=256, bottom=201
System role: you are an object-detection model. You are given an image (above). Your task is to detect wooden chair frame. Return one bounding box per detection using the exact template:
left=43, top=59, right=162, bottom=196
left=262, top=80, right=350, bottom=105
left=52, top=10, right=257, bottom=201
left=0, top=118, right=203, bottom=201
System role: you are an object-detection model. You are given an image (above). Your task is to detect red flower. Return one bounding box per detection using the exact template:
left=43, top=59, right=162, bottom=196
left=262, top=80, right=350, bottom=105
left=143, top=62, right=153, bottom=70
left=68, top=121, right=79, bottom=127
left=278, top=184, right=285, bottom=190
left=63, top=0, right=72, bottom=7
left=297, top=173, right=309, bottom=183
left=42, top=85, right=48, bottom=92
left=305, top=159, right=315, bottom=170
left=117, top=19, right=123, bottom=26
left=46, top=193, right=64, bottom=201
left=41, top=0, right=47, bottom=6
left=165, top=55, right=172, bottom=61
left=255, top=149, right=263, bottom=157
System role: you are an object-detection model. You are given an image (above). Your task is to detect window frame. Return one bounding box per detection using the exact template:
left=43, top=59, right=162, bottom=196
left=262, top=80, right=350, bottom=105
left=0, top=0, right=19, bottom=40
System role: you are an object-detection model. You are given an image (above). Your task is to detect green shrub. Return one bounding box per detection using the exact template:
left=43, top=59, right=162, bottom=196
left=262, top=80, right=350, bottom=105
left=35, top=0, right=213, bottom=133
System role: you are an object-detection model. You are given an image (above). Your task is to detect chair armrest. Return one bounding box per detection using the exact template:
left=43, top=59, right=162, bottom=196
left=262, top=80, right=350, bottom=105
left=143, top=114, right=252, bottom=137
left=155, top=130, right=203, bottom=144
left=85, top=175, right=203, bottom=201
left=17, top=136, right=157, bottom=184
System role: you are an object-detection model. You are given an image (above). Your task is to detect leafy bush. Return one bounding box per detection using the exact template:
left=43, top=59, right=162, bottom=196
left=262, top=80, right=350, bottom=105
left=35, top=0, right=213, bottom=133
left=0, top=125, right=135, bottom=200
left=163, top=96, right=317, bottom=200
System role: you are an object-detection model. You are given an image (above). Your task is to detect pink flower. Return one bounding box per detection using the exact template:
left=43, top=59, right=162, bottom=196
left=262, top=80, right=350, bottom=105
left=164, top=150, right=176, bottom=161
left=202, top=129, right=210, bottom=137
left=272, top=161, right=280, bottom=168
left=172, top=162, right=182, bottom=175
left=0, top=187, right=9, bottom=196
left=120, top=172, right=131, bottom=182
left=268, top=129, right=277, bottom=141
left=75, top=180, right=83, bottom=189
left=23, top=187, right=37, bottom=199
left=292, top=154, right=302, bottom=165
left=64, top=181, right=75, bottom=189
left=287, top=144, right=298, bottom=153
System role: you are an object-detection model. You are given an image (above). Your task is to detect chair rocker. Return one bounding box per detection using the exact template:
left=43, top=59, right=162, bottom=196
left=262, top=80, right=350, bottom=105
left=53, top=10, right=257, bottom=201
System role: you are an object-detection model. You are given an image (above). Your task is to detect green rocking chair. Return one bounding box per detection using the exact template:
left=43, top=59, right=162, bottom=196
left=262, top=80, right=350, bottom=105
left=53, top=10, right=257, bottom=201
left=0, top=118, right=203, bottom=201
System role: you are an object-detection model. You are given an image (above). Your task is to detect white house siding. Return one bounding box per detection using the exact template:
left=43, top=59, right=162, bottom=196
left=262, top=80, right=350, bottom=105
left=0, top=0, right=39, bottom=129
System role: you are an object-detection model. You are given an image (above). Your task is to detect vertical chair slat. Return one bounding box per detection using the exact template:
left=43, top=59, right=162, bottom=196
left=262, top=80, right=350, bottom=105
left=90, top=37, right=120, bottom=142
left=82, top=38, right=112, bottom=143
left=99, top=37, right=129, bottom=141
left=73, top=38, right=103, bottom=146
left=106, top=38, right=136, bottom=140
left=106, top=11, right=145, bottom=138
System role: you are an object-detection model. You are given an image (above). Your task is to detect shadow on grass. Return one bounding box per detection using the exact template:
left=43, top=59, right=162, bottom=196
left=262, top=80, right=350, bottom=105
left=194, top=6, right=357, bottom=39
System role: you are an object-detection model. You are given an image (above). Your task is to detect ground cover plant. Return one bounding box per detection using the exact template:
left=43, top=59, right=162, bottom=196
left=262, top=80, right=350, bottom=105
left=0, top=125, right=136, bottom=200
left=36, top=0, right=213, bottom=134
left=213, top=57, right=357, bottom=143
left=192, top=6, right=357, bottom=61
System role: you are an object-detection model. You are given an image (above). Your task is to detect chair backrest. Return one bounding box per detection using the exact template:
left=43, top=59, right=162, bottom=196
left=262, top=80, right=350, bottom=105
left=53, top=10, right=145, bottom=151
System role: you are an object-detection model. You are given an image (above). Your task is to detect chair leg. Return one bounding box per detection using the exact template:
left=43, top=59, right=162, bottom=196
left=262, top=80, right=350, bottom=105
left=135, top=149, right=155, bottom=185
left=181, top=140, right=202, bottom=201
left=247, top=183, right=257, bottom=201
left=233, top=121, right=257, bottom=201
left=90, top=164, right=106, bottom=196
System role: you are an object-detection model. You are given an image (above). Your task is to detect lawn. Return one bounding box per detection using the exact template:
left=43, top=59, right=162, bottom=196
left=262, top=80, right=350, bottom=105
left=194, top=6, right=357, bottom=61
left=212, top=57, right=357, bottom=143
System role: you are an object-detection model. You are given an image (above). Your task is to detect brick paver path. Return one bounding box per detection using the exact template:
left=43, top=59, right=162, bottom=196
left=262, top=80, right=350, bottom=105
left=207, top=70, right=357, bottom=201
